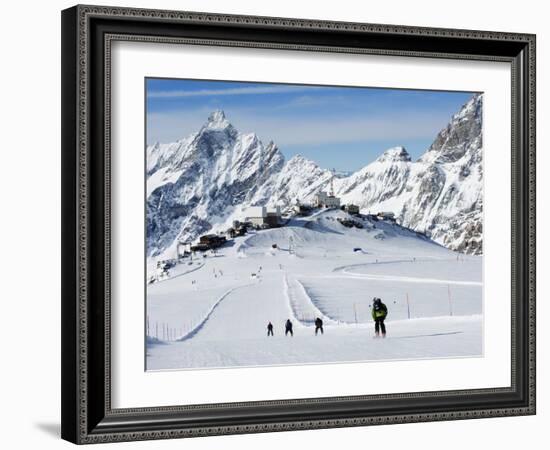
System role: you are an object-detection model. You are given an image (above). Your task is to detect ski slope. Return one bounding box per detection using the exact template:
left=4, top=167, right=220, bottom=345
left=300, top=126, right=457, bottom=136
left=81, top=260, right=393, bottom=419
left=146, top=210, right=483, bottom=370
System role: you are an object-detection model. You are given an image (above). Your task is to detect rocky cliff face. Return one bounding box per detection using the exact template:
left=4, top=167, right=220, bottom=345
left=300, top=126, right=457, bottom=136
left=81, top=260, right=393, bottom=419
left=146, top=94, right=483, bottom=258
left=333, top=94, right=483, bottom=254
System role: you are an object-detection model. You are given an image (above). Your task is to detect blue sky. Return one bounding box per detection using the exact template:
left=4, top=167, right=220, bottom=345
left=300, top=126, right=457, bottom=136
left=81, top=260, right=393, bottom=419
left=146, top=78, right=476, bottom=172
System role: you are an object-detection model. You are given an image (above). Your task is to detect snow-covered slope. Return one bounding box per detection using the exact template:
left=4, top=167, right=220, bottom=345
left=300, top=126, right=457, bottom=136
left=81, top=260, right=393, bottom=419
left=147, top=94, right=483, bottom=259
left=146, top=209, right=482, bottom=370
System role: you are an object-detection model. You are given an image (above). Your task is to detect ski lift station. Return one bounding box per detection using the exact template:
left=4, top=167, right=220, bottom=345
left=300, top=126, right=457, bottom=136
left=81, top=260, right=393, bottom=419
left=314, top=191, right=341, bottom=208
left=243, top=206, right=282, bottom=228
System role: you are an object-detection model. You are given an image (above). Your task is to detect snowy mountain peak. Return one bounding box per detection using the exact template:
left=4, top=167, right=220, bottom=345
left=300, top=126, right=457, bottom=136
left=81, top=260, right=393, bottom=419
left=419, top=94, right=482, bottom=165
left=287, top=154, right=315, bottom=166
left=283, top=154, right=328, bottom=177
left=205, top=109, right=230, bottom=129
left=456, top=93, right=482, bottom=120
left=375, top=146, right=411, bottom=163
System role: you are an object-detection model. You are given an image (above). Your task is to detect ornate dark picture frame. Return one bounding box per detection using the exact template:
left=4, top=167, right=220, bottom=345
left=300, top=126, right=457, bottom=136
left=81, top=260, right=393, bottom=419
left=61, top=4, right=536, bottom=444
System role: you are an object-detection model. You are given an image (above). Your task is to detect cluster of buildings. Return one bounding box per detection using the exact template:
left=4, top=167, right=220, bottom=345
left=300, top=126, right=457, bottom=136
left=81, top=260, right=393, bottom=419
left=176, top=234, right=227, bottom=256
left=174, top=189, right=397, bottom=259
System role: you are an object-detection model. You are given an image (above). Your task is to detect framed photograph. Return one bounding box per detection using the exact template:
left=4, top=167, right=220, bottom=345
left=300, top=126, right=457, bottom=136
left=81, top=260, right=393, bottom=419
left=61, top=4, right=536, bottom=444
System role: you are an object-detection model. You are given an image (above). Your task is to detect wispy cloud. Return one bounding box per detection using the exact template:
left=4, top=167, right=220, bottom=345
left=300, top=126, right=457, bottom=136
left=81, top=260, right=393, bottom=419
left=148, top=85, right=320, bottom=99
left=272, top=94, right=349, bottom=110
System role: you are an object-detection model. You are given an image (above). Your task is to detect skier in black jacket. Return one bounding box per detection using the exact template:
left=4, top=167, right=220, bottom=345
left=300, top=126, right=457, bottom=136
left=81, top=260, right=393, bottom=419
left=267, top=321, right=274, bottom=336
left=285, top=319, right=294, bottom=337
left=371, top=297, right=388, bottom=337
left=314, top=317, right=324, bottom=335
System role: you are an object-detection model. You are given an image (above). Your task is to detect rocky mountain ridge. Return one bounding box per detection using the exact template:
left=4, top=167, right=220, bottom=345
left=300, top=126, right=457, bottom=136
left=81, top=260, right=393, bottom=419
left=147, top=94, right=483, bottom=259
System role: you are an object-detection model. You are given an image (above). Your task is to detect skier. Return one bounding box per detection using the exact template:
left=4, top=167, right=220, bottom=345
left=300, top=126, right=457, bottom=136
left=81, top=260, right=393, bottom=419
left=371, top=297, right=388, bottom=338
left=285, top=319, right=294, bottom=337
left=314, top=317, right=324, bottom=335
left=267, top=321, right=274, bottom=337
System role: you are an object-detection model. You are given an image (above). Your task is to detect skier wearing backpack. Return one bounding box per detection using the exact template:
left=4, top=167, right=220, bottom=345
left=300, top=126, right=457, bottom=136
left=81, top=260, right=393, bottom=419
left=371, top=297, right=388, bottom=337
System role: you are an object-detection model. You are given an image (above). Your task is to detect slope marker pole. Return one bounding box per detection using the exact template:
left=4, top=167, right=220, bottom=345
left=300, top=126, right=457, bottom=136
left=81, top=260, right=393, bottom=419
left=448, top=284, right=453, bottom=317
left=406, top=293, right=411, bottom=320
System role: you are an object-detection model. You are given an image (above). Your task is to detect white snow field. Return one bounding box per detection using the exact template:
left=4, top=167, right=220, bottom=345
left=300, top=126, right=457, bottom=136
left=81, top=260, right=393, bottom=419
left=146, top=210, right=482, bottom=371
